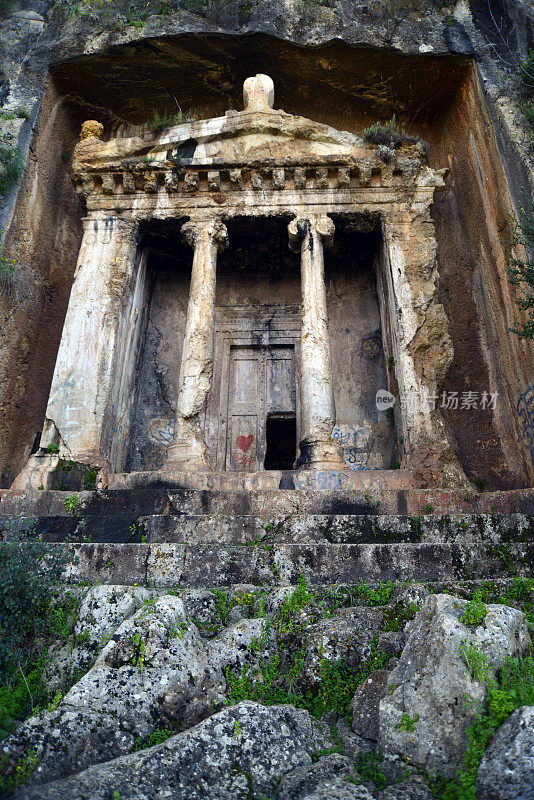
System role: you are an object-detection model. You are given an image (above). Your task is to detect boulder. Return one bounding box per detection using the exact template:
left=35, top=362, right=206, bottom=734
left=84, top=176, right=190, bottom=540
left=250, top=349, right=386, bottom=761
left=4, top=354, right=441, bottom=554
left=13, top=702, right=333, bottom=800
left=298, top=782, right=375, bottom=800
left=351, top=668, right=391, bottom=740
left=45, top=585, right=153, bottom=693
left=476, top=705, right=534, bottom=800
left=208, top=617, right=273, bottom=673
left=2, top=707, right=136, bottom=789
left=377, top=774, right=433, bottom=800
left=276, top=753, right=359, bottom=799
left=335, top=719, right=373, bottom=760
left=376, top=631, right=405, bottom=657
left=292, top=607, right=384, bottom=687
left=378, top=594, right=530, bottom=778
left=63, top=594, right=224, bottom=734
left=4, top=595, right=225, bottom=786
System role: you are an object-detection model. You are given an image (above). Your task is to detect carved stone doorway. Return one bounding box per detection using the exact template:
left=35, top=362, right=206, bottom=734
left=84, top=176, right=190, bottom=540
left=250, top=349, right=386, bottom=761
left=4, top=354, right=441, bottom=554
left=222, top=343, right=297, bottom=471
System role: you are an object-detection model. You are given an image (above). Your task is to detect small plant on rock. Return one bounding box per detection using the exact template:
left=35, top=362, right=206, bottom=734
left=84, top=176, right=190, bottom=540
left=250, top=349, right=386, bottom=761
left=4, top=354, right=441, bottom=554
left=363, top=115, right=429, bottom=158
left=63, top=494, right=82, bottom=517
left=355, top=578, right=394, bottom=607
left=134, top=727, right=173, bottom=751
left=461, top=596, right=487, bottom=627
left=149, top=108, right=183, bottom=132
left=459, top=641, right=494, bottom=685
left=395, top=711, right=420, bottom=732
left=355, top=752, right=388, bottom=790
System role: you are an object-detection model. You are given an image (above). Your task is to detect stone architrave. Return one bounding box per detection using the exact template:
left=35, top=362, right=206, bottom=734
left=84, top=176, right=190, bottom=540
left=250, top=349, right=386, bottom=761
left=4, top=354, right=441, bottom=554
left=381, top=208, right=469, bottom=488
left=165, top=219, right=229, bottom=471
left=40, top=215, right=140, bottom=469
left=288, top=215, right=344, bottom=470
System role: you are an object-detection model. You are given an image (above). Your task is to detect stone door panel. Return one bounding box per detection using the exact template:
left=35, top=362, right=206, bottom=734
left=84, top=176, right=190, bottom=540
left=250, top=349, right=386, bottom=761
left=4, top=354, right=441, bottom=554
left=227, top=347, right=263, bottom=471
left=267, top=346, right=296, bottom=414
left=224, top=344, right=296, bottom=471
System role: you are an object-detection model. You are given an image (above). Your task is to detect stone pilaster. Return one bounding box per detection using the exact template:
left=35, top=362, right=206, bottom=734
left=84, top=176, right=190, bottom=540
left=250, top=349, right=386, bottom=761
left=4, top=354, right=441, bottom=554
left=381, top=209, right=470, bottom=488
left=165, top=219, right=228, bottom=471
left=288, top=215, right=344, bottom=470
left=40, top=215, right=140, bottom=469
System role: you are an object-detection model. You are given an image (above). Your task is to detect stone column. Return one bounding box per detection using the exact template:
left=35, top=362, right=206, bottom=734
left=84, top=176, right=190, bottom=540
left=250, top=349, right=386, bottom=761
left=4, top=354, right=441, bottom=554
left=165, top=219, right=228, bottom=471
left=381, top=209, right=470, bottom=488
left=288, top=215, right=344, bottom=469
left=40, top=215, right=140, bottom=468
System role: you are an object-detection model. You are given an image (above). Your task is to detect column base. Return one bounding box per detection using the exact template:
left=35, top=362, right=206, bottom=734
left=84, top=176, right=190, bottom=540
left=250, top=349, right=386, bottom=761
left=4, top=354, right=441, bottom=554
left=295, top=438, right=346, bottom=471
left=404, top=445, right=472, bottom=490
left=163, top=441, right=213, bottom=473
left=10, top=453, right=60, bottom=491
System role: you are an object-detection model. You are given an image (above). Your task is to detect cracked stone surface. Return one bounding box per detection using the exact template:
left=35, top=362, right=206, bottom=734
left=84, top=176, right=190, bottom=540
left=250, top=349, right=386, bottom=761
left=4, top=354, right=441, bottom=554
left=13, top=702, right=333, bottom=800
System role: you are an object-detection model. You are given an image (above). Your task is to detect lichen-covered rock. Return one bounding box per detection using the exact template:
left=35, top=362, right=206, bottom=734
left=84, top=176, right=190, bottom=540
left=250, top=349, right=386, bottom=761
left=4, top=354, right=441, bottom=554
left=276, top=753, right=360, bottom=799
left=299, top=782, right=375, bottom=800
left=208, top=617, right=273, bottom=673
left=476, top=705, right=534, bottom=800
left=292, top=607, right=384, bottom=687
left=4, top=594, right=226, bottom=786
left=351, top=668, right=391, bottom=741
left=64, top=594, right=224, bottom=734
left=377, top=631, right=405, bottom=658
left=2, top=707, right=135, bottom=789
left=378, top=595, right=530, bottom=778
left=13, top=702, right=333, bottom=800
left=45, top=585, right=153, bottom=692
left=335, top=719, right=373, bottom=760
left=377, top=774, right=433, bottom=800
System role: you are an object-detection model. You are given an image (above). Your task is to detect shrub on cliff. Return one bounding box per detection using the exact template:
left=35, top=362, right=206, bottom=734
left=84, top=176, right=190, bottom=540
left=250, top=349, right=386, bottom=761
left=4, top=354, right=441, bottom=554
left=0, top=134, right=23, bottom=196
left=362, top=115, right=430, bottom=158
left=0, top=527, right=76, bottom=742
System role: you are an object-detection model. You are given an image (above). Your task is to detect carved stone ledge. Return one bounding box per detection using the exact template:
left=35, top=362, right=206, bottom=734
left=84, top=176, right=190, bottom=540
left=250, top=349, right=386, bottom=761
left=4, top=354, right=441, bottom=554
left=72, top=156, right=441, bottom=204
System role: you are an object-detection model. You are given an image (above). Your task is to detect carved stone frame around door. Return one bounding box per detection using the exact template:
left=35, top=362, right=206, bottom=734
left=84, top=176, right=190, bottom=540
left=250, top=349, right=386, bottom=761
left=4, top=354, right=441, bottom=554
left=204, top=305, right=302, bottom=470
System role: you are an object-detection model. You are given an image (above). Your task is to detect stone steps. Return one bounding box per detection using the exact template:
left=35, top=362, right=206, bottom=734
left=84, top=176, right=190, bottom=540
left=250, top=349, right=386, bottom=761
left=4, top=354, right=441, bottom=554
left=61, top=538, right=532, bottom=588
left=2, top=486, right=533, bottom=589
left=3, top=511, right=532, bottom=546
left=140, top=513, right=533, bottom=545
left=3, top=486, right=534, bottom=519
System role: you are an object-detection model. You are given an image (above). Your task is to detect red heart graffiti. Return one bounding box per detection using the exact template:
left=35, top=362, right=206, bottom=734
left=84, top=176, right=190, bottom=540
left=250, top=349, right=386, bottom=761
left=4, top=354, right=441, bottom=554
left=236, top=434, right=254, bottom=453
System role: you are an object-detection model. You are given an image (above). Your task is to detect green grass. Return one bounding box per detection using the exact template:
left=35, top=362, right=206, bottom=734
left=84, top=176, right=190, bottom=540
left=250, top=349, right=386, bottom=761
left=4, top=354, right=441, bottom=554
left=225, top=634, right=391, bottom=723
left=354, top=578, right=394, bottom=607
left=134, top=727, right=174, bottom=751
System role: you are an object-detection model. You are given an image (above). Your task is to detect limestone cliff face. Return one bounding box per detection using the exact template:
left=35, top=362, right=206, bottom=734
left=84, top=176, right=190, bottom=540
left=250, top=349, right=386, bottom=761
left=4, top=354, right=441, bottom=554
left=0, top=0, right=533, bottom=487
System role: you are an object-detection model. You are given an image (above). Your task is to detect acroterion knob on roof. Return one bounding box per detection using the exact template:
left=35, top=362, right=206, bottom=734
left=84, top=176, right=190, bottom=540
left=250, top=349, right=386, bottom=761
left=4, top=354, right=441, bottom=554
left=243, top=74, right=274, bottom=111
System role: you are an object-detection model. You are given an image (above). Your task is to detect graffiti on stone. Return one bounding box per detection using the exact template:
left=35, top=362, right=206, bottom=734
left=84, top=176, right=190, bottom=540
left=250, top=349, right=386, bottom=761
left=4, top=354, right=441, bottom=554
left=332, top=425, right=380, bottom=471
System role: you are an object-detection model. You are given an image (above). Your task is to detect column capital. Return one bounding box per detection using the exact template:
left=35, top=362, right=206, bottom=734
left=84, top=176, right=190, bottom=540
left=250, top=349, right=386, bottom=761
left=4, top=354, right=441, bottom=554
left=181, top=219, right=229, bottom=252
left=81, top=215, right=139, bottom=246
left=288, top=215, right=335, bottom=252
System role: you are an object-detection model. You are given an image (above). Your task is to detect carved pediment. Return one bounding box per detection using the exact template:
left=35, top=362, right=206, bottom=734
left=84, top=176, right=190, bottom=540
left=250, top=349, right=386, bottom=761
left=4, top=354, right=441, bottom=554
left=71, top=74, right=444, bottom=209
